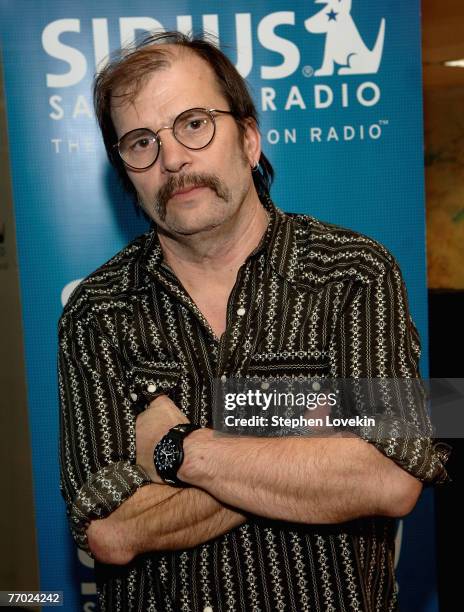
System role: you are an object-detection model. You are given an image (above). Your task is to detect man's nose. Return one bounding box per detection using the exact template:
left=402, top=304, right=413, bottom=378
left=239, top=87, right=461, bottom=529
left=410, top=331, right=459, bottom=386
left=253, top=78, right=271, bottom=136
left=157, top=128, right=191, bottom=173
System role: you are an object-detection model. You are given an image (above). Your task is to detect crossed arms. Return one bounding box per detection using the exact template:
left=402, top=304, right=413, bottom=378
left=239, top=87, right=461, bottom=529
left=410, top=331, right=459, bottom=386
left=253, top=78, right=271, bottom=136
left=86, top=395, right=423, bottom=565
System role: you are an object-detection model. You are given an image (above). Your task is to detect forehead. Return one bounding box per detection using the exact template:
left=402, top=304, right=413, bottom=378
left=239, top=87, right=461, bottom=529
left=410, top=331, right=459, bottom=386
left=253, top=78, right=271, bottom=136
left=111, top=48, right=226, bottom=133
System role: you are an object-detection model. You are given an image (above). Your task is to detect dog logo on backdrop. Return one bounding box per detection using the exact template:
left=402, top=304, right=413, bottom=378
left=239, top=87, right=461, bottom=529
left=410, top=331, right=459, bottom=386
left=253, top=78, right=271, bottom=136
left=304, top=0, right=386, bottom=76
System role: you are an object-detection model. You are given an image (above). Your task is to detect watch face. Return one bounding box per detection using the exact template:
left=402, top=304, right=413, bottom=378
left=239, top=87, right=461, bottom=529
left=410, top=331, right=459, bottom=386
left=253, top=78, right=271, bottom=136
left=155, top=438, right=178, bottom=472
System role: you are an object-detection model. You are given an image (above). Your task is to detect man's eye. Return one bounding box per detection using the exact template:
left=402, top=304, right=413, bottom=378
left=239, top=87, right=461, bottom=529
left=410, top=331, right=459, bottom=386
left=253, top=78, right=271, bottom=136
left=131, top=137, right=152, bottom=150
left=187, top=119, right=205, bottom=130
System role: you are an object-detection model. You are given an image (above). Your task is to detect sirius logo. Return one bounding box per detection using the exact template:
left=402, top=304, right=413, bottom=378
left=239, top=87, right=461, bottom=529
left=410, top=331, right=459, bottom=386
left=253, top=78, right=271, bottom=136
left=304, top=0, right=386, bottom=76
left=42, top=5, right=386, bottom=86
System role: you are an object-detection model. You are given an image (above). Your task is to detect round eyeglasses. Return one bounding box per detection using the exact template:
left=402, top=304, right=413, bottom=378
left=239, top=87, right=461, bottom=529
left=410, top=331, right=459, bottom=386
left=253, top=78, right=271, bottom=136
left=113, top=107, right=235, bottom=170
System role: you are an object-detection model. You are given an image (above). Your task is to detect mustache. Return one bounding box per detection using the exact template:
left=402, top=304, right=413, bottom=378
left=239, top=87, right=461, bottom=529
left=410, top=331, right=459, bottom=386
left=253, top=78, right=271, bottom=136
left=154, top=173, right=229, bottom=221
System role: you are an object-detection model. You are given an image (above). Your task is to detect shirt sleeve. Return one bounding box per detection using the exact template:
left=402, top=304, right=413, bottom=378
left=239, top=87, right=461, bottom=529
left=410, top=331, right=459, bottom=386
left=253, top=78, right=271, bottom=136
left=331, top=258, right=451, bottom=485
left=58, top=310, right=151, bottom=552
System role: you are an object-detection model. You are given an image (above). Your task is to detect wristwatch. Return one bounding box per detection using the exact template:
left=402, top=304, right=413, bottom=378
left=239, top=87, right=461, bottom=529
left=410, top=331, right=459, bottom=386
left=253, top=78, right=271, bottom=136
left=153, top=423, right=201, bottom=487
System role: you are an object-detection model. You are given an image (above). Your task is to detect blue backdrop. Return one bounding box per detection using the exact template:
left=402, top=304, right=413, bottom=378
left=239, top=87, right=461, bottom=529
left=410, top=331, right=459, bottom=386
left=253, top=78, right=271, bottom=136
left=0, top=1, right=435, bottom=609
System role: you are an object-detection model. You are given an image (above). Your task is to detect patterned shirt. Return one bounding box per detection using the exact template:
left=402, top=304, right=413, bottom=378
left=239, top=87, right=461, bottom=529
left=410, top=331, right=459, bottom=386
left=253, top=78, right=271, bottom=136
left=58, top=195, right=449, bottom=612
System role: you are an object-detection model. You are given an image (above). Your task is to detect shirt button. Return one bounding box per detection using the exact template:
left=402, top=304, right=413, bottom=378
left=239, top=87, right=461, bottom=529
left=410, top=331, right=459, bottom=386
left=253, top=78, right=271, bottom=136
left=237, top=307, right=246, bottom=316
left=220, top=374, right=227, bottom=383
left=130, top=392, right=138, bottom=402
left=147, top=383, right=157, bottom=393
left=312, top=381, right=321, bottom=391
left=261, top=381, right=270, bottom=390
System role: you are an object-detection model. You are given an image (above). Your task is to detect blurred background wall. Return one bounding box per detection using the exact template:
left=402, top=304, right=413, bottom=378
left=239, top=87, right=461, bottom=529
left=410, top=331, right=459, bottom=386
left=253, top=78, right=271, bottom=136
left=423, top=2, right=464, bottom=611
left=0, top=53, right=39, bottom=603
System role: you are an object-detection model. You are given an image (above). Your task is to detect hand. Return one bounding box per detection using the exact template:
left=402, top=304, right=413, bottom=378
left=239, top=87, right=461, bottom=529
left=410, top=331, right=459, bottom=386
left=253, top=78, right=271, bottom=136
left=301, top=391, right=333, bottom=436
left=135, top=395, right=190, bottom=482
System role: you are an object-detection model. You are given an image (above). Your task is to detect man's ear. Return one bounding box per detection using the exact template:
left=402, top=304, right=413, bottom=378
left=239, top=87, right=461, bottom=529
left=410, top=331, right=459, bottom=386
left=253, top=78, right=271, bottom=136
left=241, top=118, right=262, bottom=168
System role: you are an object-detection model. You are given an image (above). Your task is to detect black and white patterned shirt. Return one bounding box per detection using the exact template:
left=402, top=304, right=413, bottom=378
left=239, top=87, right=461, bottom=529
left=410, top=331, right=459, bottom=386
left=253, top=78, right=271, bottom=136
left=58, top=196, right=449, bottom=611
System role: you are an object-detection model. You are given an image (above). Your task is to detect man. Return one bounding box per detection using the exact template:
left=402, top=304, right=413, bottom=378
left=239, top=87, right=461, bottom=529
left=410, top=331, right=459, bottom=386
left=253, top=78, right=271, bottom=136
left=59, top=31, right=449, bottom=611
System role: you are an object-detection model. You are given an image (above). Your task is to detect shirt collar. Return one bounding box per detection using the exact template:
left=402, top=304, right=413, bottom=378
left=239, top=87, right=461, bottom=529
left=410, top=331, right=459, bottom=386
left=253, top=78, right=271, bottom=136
left=251, top=193, right=299, bottom=283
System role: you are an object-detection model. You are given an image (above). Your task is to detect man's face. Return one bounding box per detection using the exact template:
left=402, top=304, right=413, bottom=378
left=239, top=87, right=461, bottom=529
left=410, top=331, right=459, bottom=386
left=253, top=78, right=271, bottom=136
left=111, top=49, right=261, bottom=237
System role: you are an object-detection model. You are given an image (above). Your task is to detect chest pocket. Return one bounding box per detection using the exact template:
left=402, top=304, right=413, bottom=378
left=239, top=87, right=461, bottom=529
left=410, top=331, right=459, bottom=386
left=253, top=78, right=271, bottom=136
left=245, top=350, right=330, bottom=380
left=129, top=362, right=182, bottom=411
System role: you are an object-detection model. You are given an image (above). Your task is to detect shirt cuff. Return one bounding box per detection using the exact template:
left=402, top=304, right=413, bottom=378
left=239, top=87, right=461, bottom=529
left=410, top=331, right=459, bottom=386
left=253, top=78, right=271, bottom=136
left=358, top=416, right=452, bottom=485
left=69, top=461, right=151, bottom=553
